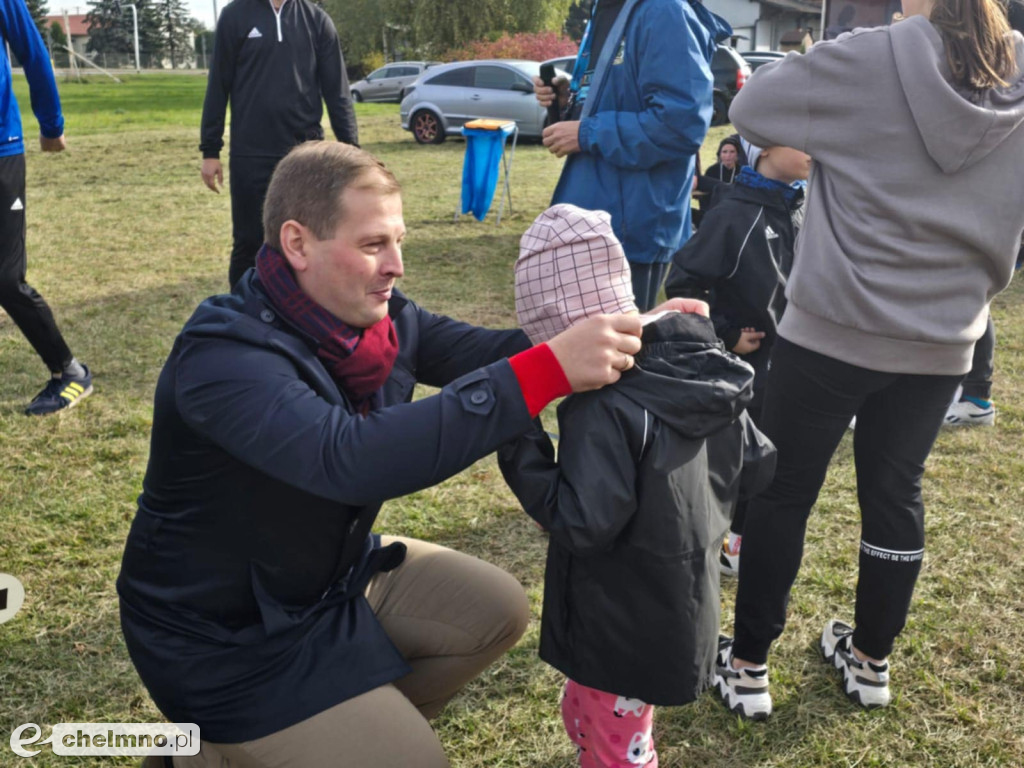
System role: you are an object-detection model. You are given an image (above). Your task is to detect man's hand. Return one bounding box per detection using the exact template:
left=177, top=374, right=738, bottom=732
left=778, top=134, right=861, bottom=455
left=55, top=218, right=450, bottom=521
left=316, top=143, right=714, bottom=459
left=542, top=120, right=581, bottom=158
left=202, top=158, right=223, bottom=193
left=533, top=75, right=569, bottom=110
left=546, top=314, right=643, bottom=392
left=40, top=134, right=66, bottom=152
left=732, top=327, right=766, bottom=355
left=648, top=297, right=710, bottom=318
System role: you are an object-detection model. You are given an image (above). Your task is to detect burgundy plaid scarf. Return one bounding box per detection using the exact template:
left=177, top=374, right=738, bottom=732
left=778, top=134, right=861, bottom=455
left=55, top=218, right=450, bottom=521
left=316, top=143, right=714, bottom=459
left=256, top=245, right=398, bottom=411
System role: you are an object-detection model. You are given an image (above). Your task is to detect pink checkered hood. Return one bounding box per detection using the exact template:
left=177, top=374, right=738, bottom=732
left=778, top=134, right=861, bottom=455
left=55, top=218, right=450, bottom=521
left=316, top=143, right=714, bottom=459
left=515, top=204, right=637, bottom=344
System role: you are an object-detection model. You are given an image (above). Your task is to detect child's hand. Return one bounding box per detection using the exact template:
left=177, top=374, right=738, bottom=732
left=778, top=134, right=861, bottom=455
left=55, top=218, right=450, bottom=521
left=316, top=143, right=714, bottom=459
left=732, top=328, right=766, bottom=355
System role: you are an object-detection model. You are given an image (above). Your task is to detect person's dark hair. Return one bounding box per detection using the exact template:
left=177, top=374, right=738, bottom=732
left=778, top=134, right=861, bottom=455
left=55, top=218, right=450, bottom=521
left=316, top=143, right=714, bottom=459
left=263, top=141, right=401, bottom=250
left=717, top=134, right=749, bottom=167
left=929, top=0, right=1016, bottom=91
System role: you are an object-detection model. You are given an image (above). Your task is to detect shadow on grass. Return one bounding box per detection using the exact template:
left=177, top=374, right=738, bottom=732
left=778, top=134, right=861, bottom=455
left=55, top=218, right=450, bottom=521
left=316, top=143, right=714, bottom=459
left=0, top=272, right=223, bottom=413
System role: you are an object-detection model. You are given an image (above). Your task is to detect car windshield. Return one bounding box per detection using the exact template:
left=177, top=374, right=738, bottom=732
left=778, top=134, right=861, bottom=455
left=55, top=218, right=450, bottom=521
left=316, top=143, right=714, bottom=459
left=509, top=62, right=541, bottom=78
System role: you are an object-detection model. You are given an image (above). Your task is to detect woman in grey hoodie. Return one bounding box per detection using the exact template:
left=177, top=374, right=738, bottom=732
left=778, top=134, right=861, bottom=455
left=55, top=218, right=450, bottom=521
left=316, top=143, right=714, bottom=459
left=712, top=0, right=1024, bottom=720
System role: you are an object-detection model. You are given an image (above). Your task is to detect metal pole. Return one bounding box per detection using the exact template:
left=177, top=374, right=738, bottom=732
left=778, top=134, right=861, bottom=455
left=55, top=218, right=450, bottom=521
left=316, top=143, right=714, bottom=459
left=212, top=0, right=219, bottom=25
left=130, top=4, right=140, bottom=73
left=62, top=10, right=80, bottom=81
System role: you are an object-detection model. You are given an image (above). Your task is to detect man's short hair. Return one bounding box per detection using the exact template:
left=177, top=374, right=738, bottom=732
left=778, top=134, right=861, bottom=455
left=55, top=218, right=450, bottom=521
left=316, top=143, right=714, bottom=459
left=262, top=141, right=401, bottom=250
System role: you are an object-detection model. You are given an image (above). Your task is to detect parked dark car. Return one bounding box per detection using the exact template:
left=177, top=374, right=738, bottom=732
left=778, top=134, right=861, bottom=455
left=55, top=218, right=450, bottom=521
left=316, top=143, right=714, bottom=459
left=351, top=61, right=439, bottom=103
left=741, top=50, right=786, bottom=71
left=711, top=44, right=752, bottom=126
left=399, top=60, right=548, bottom=144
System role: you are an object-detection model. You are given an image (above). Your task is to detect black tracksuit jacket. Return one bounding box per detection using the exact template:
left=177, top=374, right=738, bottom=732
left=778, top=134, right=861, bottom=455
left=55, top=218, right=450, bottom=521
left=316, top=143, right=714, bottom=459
left=199, top=0, right=358, bottom=159
left=665, top=182, right=802, bottom=406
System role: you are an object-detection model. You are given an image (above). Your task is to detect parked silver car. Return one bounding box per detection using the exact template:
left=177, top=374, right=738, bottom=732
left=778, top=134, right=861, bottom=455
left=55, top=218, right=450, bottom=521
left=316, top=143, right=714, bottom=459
left=741, top=50, right=786, bottom=71
left=540, top=55, right=577, bottom=77
left=351, top=61, right=438, bottom=103
left=399, top=60, right=548, bottom=144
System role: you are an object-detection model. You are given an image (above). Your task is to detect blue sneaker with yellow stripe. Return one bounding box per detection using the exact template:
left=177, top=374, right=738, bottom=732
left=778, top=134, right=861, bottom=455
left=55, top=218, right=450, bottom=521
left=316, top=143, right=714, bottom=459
left=25, top=365, right=93, bottom=416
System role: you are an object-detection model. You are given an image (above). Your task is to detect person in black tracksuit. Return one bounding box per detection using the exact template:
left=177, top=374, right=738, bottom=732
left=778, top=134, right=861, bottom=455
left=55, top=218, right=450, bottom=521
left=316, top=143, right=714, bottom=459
left=665, top=143, right=807, bottom=573
left=199, top=0, right=359, bottom=288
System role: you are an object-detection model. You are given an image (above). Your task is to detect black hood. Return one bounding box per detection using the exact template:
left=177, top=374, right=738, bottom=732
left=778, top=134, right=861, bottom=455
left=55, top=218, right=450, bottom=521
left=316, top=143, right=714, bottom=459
left=716, top=134, right=747, bottom=166
left=615, top=312, right=754, bottom=439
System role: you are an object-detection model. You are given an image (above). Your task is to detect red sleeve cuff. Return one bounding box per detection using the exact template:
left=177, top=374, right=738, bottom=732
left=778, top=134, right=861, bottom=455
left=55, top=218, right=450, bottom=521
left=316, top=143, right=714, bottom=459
left=509, top=343, right=572, bottom=418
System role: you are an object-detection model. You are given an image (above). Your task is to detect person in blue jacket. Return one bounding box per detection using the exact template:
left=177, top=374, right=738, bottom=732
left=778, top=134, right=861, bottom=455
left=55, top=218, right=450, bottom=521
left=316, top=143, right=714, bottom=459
left=534, top=0, right=731, bottom=311
left=0, top=0, right=92, bottom=415
left=120, top=141, right=678, bottom=768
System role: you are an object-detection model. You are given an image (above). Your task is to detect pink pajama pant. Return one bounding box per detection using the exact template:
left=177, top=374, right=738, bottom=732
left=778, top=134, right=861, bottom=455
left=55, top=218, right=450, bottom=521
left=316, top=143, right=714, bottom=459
left=561, top=679, right=658, bottom=768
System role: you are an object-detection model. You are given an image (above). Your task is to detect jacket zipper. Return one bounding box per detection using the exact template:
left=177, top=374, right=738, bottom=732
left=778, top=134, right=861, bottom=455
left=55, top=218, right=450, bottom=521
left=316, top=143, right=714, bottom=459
left=270, top=0, right=287, bottom=41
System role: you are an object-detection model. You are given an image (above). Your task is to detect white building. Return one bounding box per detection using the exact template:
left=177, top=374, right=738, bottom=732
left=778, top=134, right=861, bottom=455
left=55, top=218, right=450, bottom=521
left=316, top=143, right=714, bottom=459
left=705, top=0, right=823, bottom=51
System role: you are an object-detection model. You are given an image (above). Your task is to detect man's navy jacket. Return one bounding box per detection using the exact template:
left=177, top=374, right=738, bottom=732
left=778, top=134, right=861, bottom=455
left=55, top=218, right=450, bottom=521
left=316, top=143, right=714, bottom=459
left=117, top=272, right=531, bottom=742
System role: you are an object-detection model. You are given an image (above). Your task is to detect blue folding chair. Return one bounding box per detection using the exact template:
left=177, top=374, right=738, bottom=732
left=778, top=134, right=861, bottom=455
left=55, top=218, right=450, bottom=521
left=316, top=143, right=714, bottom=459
left=456, top=119, right=518, bottom=224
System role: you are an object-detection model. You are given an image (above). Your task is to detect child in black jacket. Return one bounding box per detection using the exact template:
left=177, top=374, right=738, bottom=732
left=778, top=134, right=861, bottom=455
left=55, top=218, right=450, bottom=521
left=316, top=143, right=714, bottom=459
left=664, top=140, right=808, bottom=577
left=500, top=204, right=774, bottom=768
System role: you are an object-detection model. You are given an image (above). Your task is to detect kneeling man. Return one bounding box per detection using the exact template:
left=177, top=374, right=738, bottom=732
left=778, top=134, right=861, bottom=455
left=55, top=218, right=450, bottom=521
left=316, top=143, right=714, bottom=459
left=119, top=142, right=658, bottom=767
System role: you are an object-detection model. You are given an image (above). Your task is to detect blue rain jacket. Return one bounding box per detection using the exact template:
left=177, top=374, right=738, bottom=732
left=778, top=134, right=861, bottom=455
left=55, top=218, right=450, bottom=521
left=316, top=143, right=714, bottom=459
left=553, top=0, right=730, bottom=264
left=0, top=0, right=64, bottom=157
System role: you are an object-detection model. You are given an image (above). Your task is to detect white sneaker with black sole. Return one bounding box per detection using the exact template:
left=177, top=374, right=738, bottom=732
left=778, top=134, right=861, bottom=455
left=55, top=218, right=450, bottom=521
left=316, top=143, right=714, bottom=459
left=819, top=619, right=891, bottom=709
left=714, top=635, right=772, bottom=720
left=943, top=397, right=995, bottom=426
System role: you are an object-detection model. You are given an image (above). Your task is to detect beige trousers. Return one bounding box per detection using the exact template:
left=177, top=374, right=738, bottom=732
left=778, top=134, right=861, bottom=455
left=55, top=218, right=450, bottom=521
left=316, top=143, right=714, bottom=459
left=161, top=536, right=530, bottom=768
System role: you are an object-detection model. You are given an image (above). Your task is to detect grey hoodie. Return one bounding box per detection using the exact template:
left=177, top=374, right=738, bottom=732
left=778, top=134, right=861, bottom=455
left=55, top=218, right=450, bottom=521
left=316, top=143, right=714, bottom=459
left=729, top=16, right=1024, bottom=374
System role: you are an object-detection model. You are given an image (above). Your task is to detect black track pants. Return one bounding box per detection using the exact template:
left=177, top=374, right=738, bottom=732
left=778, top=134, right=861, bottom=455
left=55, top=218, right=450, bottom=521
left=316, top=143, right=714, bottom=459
left=228, top=155, right=282, bottom=289
left=732, top=338, right=961, bottom=663
left=0, top=153, right=73, bottom=373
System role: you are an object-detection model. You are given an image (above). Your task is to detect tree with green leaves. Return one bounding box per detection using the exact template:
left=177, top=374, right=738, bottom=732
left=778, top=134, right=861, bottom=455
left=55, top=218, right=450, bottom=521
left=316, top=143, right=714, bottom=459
left=324, top=0, right=573, bottom=65
left=159, top=0, right=193, bottom=68
left=564, top=0, right=594, bottom=42
left=86, top=0, right=166, bottom=66
left=411, top=0, right=572, bottom=55
left=25, top=0, right=48, bottom=40
left=322, top=0, right=385, bottom=68
left=48, top=20, right=66, bottom=48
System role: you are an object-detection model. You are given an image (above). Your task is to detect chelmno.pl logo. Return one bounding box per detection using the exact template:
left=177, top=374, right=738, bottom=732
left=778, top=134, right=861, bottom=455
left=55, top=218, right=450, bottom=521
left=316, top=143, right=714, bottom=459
left=10, top=723, right=200, bottom=757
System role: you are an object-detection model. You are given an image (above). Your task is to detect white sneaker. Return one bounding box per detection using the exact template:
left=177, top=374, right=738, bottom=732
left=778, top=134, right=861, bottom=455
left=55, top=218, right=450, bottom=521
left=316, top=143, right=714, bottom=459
left=719, top=534, right=741, bottom=578
left=820, top=620, right=891, bottom=709
left=944, top=398, right=995, bottom=427
left=714, top=635, right=772, bottom=720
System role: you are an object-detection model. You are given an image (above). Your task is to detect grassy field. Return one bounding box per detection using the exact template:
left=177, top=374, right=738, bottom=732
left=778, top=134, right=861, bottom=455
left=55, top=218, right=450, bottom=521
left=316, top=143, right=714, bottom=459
left=1, top=74, right=1022, bottom=768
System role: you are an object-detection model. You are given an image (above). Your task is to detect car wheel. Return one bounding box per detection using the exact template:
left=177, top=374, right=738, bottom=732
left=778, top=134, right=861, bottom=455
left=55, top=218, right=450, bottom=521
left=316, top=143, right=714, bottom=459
left=711, top=92, right=729, bottom=127
left=411, top=109, right=445, bottom=145
left=351, top=90, right=363, bottom=103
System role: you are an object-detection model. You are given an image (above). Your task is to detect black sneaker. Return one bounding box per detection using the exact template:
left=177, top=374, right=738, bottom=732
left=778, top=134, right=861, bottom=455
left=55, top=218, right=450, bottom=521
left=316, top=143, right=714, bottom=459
left=24, top=365, right=93, bottom=416
left=820, top=619, right=891, bottom=709
left=714, top=635, right=772, bottom=720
